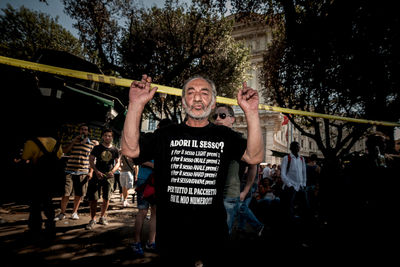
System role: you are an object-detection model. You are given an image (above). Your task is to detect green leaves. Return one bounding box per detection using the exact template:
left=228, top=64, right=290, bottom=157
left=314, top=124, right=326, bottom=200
left=0, top=4, right=83, bottom=60
left=118, top=2, right=249, bottom=121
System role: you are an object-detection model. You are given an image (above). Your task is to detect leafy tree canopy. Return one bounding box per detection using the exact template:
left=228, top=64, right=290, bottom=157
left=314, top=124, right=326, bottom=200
left=63, top=0, right=250, bottom=122
left=209, top=0, right=400, bottom=161
left=0, top=4, right=83, bottom=60
left=62, top=0, right=122, bottom=73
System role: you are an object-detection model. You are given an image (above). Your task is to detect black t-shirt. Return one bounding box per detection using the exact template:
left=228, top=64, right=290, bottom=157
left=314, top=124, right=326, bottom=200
left=90, top=144, right=119, bottom=174
left=306, top=164, right=319, bottom=186
left=137, top=122, right=247, bottom=256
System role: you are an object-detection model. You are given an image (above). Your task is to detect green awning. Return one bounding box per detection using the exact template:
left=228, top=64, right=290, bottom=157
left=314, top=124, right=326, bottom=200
left=270, top=150, right=289, bottom=158
left=65, top=85, right=114, bottom=107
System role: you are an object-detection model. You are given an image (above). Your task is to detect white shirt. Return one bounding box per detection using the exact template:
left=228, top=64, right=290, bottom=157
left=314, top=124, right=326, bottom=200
left=262, top=166, right=271, bottom=179
left=280, top=153, right=307, bottom=191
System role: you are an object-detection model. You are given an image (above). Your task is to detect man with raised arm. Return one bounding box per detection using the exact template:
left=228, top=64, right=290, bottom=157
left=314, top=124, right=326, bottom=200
left=121, top=74, right=263, bottom=266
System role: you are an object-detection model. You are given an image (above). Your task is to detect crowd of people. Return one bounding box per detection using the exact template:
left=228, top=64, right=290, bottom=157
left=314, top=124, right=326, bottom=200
left=8, top=73, right=400, bottom=266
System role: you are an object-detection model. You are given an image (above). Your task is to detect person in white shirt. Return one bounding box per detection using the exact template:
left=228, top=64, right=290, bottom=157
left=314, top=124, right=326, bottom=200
left=280, top=141, right=307, bottom=221
left=262, top=163, right=272, bottom=180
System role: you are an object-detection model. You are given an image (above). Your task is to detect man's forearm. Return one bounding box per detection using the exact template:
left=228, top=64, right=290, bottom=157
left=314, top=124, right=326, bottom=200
left=63, top=142, right=75, bottom=154
left=242, top=111, right=264, bottom=164
left=110, top=159, right=121, bottom=174
left=89, top=156, right=97, bottom=173
left=241, top=164, right=257, bottom=196
left=121, top=103, right=143, bottom=158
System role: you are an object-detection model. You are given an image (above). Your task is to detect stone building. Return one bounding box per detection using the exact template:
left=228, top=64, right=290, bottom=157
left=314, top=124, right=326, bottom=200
left=140, top=15, right=374, bottom=164
left=230, top=16, right=323, bottom=164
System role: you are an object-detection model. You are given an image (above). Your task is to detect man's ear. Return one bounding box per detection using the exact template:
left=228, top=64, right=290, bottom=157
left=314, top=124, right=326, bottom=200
left=211, top=100, right=216, bottom=110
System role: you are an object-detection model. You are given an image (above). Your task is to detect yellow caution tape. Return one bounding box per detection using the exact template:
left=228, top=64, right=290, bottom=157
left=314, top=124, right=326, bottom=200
left=1, top=55, right=399, bottom=127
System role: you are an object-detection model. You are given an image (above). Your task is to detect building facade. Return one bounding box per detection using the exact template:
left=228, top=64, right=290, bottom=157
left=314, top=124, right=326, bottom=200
left=230, top=16, right=323, bottom=164
left=140, top=15, right=373, bottom=164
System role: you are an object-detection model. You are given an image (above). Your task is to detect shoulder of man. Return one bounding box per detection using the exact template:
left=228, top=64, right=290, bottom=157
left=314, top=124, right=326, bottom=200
left=282, top=155, right=289, bottom=163
left=87, top=139, right=96, bottom=147
left=90, top=144, right=101, bottom=154
left=91, top=144, right=100, bottom=150
left=111, top=146, right=120, bottom=156
left=216, top=123, right=246, bottom=139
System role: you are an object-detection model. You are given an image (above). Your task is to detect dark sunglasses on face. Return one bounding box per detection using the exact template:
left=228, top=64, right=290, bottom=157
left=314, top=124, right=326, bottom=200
left=212, top=113, right=232, bottom=120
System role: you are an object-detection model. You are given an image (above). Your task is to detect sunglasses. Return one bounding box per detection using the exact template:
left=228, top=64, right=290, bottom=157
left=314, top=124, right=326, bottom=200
left=212, top=113, right=232, bottom=120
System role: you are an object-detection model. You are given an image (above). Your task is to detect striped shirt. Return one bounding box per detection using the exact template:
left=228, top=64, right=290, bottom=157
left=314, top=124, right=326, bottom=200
left=65, top=139, right=94, bottom=175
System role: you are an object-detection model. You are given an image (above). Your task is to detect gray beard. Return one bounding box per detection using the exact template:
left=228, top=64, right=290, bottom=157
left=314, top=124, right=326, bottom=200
left=183, top=100, right=213, bottom=120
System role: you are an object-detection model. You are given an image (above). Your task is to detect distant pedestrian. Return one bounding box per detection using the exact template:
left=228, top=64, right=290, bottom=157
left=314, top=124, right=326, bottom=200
left=55, top=123, right=94, bottom=221
left=86, top=128, right=120, bottom=230
left=237, top=164, right=264, bottom=236
left=280, top=141, right=307, bottom=220
left=131, top=119, right=174, bottom=256
left=120, top=155, right=136, bottom=207
left=306, top=154, right=321, bottom=218
left=262, top=163, right=272, bottom=180
left=214, top=104, right=263, bottom=236
left=131, top=160, right=156, bottom=256
left=280, top=141, right=310, bottom=246
left=22, top=126, right=63, bottom=237
left=113, top=163, right=123, bottom=201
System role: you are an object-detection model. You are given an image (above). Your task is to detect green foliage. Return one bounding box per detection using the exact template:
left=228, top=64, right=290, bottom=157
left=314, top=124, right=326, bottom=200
left=214, top=0, right=400, bottom=160
left=118, top=1, right=250, bottom=121
left=0, top=4, right=83, bottom=60
left=261, top=0, right=400, bottom=159
left=62, top=0, right=122, bottom=72
left=61, top=0, right=250, bottom=122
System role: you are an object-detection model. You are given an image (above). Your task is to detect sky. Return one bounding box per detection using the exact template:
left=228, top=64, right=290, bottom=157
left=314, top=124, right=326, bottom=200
left=0, top=0, right=169, bottom=37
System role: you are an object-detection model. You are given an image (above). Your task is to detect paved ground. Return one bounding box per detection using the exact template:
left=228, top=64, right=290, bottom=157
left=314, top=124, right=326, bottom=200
left=2, top=190, right=314, bottom=266
left=0, top=189, right=390, bottom=266
left=0, top=190, right=161, bottom=266
left=0, top=190, right=331, bottom=266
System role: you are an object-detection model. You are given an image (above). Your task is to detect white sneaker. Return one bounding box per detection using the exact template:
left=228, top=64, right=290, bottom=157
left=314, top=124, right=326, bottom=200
left=123, top=200, right=129, bottom=207
left=98, top=216, right=108, bottom=225
left=86, top=219, right=96, bottom=230
left=54, top=213, right=66, bottom=221
left=71, top=213, right=79, bottom=220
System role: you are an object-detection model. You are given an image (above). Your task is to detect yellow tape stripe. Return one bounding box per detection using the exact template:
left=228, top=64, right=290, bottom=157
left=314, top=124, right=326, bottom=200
left=1, top=55, right=399, bottom=127
left=215, top=95, right=399, bottom=126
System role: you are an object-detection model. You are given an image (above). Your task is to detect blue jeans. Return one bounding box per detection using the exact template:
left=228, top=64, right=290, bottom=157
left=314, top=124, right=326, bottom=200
left=238, top=197, right=263, bottom=231
left=224, top=197, right=240, bottom=234
left=136, top=178, right=151, bottom=210
left=281, top=186, right=310, bottom=222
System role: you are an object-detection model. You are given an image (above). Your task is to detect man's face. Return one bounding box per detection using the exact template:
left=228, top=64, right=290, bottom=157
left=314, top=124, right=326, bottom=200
left=395, top=140, right=400, bottom=153
left=182, top=78, right=215, bottom=120
left=213, top=107, right=234, bottom=128
left=102, top=132, right=113, bottom=145
left=79, top=126, right=89, bottom=137
left=291, top=143, right=300, bottom=154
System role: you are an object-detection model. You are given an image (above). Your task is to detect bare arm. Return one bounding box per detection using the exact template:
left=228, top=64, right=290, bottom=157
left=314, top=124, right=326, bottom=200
left=134, top=165, right=139, bottom=182
left=238, top=82, right=264, bottom=164
left=89, top=154, right=102, bottom=179
left=110, top=156, right=121, bottom=175
left=63, top=135, right=81, bottom=154
left=280, top=156, right=290, bottom=187
left=121, top=75, right=158, bottom=158
left=87, top=167, right=93, bottom=179
left=106, top=157, right=121, bottom=177
left=142, top=161, right=154, bottom=168
left=240, top=164, right=258, bottom=201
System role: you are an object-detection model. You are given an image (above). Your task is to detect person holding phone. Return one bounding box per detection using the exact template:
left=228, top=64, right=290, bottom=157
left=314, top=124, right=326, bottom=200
left=55, top=123, right=95, bottom=221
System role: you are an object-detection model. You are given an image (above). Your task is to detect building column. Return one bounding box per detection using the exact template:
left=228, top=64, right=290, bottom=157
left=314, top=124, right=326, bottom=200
left=264, top=124, right=275, bottom=164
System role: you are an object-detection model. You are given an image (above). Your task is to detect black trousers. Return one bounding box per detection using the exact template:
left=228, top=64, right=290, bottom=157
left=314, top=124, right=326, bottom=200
left=28, top=189, right=55, bottom=232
